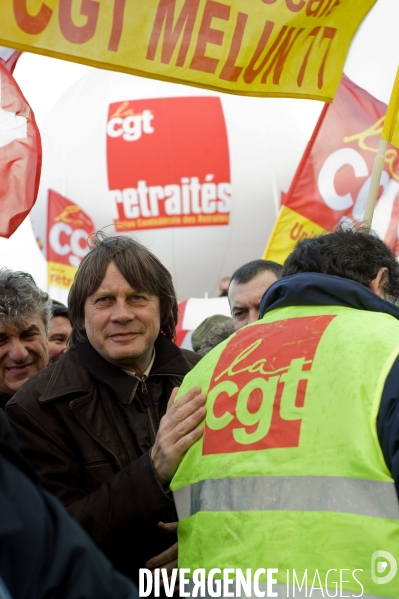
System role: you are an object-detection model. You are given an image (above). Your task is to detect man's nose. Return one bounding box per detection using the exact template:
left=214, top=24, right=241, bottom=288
left=8, top=338, right=29, bottom=362
left=110, top=300, right=133, bottom=322
left=247, top=308, right=260, bottom=325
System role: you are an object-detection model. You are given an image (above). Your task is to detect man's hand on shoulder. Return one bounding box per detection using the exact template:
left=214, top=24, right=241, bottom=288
left=151, top=386, right=206, bottom=486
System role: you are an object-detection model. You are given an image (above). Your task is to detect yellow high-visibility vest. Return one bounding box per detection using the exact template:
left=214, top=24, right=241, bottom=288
left=172, top=305, right=399, bottom=598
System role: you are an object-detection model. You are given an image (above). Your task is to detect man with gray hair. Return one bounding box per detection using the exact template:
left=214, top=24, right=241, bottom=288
left=0, top=269, right=51, bottom=408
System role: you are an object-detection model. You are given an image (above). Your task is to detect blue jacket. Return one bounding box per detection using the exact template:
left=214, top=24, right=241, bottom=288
left=260, top=273, right=399, bottom=496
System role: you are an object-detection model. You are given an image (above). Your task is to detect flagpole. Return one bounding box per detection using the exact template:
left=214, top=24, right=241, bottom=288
left=363, top=67, right=399, bottom=232
left=362, top=139, right=388, bottom=230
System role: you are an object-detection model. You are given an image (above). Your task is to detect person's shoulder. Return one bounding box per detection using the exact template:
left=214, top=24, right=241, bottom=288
left=6, top=361, right=58, bottom=409
left=7, top=347, right=86, bottom=410
left=180, top=348, right=202, bottom=368
left=153, top=334, right=202, bottom=373
left=0, top=409, right=20, bottom=450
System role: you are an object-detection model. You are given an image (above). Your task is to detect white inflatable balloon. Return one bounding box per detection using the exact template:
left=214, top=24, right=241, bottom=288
left=30, top=69, right=306, bottom=300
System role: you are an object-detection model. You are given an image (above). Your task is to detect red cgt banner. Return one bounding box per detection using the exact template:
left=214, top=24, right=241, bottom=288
left=106, top=96, right=231, bottom=232
left=264, top=75, right=399, bottom=263
left=203, top=315, right=335, bottom=455
left=47, top=189, right=95, bottom=290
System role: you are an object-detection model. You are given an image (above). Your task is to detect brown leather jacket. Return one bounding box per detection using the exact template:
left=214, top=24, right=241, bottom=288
left=6, top=334, right=201, bottom=584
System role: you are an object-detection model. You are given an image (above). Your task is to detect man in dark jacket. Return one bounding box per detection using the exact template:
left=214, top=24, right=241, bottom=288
left=6, top=233, right=204, bottom=585
left=0, top=410, right=139, bottom=599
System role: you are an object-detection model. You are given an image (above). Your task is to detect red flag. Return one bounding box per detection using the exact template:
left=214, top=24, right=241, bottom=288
left=0, top=46, right=22, bottom=73
left=264, top=75, right=399, bottom=262
left=47, top=190, right=95, bottom=290
left=0, top=62, right=41, bottom=238
left=175, top=300, right=189, bottom=347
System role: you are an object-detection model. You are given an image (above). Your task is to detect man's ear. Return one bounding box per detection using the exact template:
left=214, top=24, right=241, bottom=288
left=370, top=267, right=389, bottom=298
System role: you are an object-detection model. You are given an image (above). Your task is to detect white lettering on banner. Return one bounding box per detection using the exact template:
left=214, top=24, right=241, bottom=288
left=318, top=147, right=399, bottom=239
left=365, top=176, right=399, bottom=241
left=318, top=148, right=368, bottom=211
left=352, top=171, right=391, bottom=221
left=49, top=222, right=71, bottom=256
left=106, top=110, right=154, bottom=141
left=207, top=355, right=309, bottom=445
left=49, top=222, right=90, bottom=267
left=110, top=177, right=232, bottom=220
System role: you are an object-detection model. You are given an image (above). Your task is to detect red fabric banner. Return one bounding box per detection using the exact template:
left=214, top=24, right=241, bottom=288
left=0, top=62, right=41, bottom=238
left=264, top=75, right=399, bottom=263
left=0, top=46, right=22, bottom=73
left=47, top=190, right=95, bottom=290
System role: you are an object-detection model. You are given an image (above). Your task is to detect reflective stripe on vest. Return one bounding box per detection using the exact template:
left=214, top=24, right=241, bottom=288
left=174, top=475, right=399, bottom=521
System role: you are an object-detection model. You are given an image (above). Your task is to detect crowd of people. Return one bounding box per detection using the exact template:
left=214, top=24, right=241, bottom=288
left=0, top=226, right=398, bottom=598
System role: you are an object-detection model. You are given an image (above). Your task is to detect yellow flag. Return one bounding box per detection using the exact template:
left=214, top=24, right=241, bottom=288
left=0, top=0, right=376, bottom=101
left=263, top=206, right=325, bottom=263
left=381, top=67, right=399, bottom=149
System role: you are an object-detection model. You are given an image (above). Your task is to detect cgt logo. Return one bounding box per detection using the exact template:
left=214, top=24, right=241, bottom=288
left=107, top=109, right=154, bottom=142
left=47, top=190, right=94, bottom=269
left=49, top=221, right=89, bottom=267
left=371, top=551, right=397, bottom=585
left=203, top=315, right=335, bottom=455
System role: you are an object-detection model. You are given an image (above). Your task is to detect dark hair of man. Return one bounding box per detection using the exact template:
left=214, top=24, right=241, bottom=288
left=68, top=233, right=178, bottom=344
left=230, top=259, right=283, bottom=286
left=51, top=300, right=69, bottom=319
left=282, top=226, right=399, bottom=298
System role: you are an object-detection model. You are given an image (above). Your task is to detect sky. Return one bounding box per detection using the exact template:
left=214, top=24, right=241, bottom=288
left=2, top=0, right=399, bottom=291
